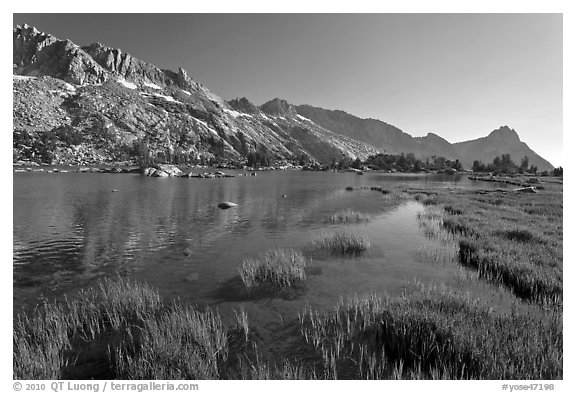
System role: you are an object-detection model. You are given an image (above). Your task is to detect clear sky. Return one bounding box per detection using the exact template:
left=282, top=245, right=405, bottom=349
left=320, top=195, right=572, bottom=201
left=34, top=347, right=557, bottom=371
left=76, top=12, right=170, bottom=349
left=13, top=13, right=563, bottom=167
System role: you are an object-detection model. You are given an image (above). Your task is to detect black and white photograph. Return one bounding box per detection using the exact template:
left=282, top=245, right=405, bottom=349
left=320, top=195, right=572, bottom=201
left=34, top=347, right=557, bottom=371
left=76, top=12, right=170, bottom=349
left=8, top=4, right=570, bottom=389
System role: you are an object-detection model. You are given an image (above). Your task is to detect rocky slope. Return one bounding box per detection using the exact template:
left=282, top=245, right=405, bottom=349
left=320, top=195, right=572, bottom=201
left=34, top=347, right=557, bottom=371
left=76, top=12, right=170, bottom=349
left=13, top=24, right=377, bottom=166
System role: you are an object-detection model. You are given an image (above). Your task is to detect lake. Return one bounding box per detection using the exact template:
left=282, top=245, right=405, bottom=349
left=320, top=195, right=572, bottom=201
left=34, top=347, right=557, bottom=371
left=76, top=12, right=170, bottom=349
left=13, top=170, right=506, bottom=330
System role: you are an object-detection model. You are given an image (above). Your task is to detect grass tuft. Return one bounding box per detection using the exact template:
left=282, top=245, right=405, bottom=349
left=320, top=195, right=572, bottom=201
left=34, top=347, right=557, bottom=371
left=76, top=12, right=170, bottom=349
left=329, top=209, right=368, bottom=224
left=314, top=229, right=369, bottom=256
left=238, top=249, right=309, bottom=290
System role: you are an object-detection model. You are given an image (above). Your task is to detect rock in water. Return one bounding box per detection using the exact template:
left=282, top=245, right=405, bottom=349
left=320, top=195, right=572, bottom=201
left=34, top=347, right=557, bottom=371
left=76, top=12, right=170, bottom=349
left=218, top=202, right=238, bottom=209
left=514, top=186, right=537, bottom=193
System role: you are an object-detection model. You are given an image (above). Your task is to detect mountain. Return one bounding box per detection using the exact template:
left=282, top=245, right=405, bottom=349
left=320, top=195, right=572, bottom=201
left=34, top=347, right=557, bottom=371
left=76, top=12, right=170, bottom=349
left=12, top=24, right=554, bottom=171
left=12, top=24, right=377, bottom=166
left=295, top=105, right=461, bottom=160
left=453, top=126, right=554, bottom=171
left=294, top=105, right=554, bottom=171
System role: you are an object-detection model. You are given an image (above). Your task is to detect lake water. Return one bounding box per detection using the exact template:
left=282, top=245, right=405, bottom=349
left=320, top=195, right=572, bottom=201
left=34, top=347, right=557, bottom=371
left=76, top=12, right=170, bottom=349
left=13, top=170, right=507, bottom=330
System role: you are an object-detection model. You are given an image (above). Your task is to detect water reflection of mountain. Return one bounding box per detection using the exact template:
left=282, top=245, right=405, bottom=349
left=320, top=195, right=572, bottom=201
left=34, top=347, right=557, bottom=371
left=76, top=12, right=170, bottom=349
left=13, top=171, right=455, bottom=308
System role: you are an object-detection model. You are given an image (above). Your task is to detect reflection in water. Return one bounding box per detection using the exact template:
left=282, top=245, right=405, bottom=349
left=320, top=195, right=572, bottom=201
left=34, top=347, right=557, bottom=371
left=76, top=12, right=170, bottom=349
left=13, top=171, right=496, bottom=314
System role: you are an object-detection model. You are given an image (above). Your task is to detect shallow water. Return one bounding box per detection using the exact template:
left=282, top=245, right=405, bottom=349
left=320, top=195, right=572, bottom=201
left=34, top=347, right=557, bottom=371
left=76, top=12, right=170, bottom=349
left=13, top=170, right=508, bottom=322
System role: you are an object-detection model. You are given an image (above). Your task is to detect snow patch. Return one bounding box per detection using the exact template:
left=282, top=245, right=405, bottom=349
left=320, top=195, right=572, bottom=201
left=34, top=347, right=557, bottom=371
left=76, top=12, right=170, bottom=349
left=117, top=78, right=137, bottom=89
left=153, top=93, right=182, bottom=103
left=191, top=117, right=219, bottom=135
left=223, top=108, right=253, bottom=119
left=181, top=90, right=191, bottom=95
left=144, top=81, right=162, bottom=90
left=296, top=114, right=311, bottom=122
left=63, top=82, right=76, bottom=92
left=13, top=75, right=36, bottom=81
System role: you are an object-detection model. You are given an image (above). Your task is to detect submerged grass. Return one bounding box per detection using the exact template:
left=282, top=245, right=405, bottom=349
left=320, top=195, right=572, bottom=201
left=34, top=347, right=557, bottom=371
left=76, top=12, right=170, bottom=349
left=238, top=248, right=309, bottom=290
left=314, top=229, right=370, bottom=256
left=329, top=209, right=368, bottom=224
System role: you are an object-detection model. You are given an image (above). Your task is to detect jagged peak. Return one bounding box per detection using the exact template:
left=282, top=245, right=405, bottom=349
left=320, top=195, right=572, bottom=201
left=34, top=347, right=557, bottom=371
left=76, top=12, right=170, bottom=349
left=488, top=125, right=520, bottom=141
left=227, top=97, right=258, bottom=114
left=259, top=98, right=298, bottom=117
left=15, top=23, right=39, bottom=34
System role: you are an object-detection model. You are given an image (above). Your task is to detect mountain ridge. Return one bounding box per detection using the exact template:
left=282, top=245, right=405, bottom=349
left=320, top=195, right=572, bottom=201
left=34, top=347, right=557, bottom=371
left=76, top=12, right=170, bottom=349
left=293, top=105, right=553, bottom=170
left=12, top=24, right=554, bottom=171
left=12, top=24, right=378, bottom=166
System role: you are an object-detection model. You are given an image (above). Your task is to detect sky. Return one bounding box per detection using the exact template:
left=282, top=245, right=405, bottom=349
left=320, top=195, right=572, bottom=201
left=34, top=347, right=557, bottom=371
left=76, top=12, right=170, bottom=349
left=12, top=13, right=563, bottom=166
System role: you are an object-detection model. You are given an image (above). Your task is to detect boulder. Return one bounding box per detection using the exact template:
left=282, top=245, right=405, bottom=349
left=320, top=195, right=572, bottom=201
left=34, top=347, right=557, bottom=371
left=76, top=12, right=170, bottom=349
left=151, top=170, right=169, bottom=177
left=156, top=164, right=182, bottom=177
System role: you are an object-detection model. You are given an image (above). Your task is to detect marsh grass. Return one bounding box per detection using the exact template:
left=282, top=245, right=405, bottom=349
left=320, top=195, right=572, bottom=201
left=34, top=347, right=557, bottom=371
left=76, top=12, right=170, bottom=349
left=329, top=209, right=368, bottom=224
left=234, top=305, right=250, bottom=342
left=416, top=245, right=457, bottom=265
left=314, top=229, right=369, bottom=256
left=15, top=277, right=562, bottom=380
left=14, top=279, right=228, bottom=380
left=113, top=303, right=228, bottom=379
left=238, top=249, right=309, bottom=290
left=237, top=349, right=318, bottom=380
left=14, top=279, right=162, bottom=379
left=299, top=286, right=562, bottom=379
left=412, top=187, right=562, bottom=305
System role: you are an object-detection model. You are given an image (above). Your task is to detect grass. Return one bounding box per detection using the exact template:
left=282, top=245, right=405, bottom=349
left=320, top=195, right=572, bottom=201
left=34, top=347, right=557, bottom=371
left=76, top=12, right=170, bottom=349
left=13, top=278, right=227, bottom=380
left=314, top=228, right=370, bottom=256
left=329, top=209, right=368, bottom=224
left=234, top=305, right=250, bottom=342
left=14, top=277, right=563, bottom=380
left=416, top=244, right=458, bottom=265
left=412, top=185, right=562, bottom=305
left=113, top=303, right=228, bottom=379
left=238, top=248, right=309, bottom=290
left=299, top=285, right=562, bottom=379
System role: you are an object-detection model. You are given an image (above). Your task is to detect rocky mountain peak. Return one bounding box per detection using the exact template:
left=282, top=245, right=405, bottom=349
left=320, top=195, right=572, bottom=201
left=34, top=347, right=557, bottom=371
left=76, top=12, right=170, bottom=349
left=13, top=24, right=107, bottom=85
left=488, top=126, right=520, bottom=142
left=259, top=98, right=298, bottom=117
left=227, top=97, right=259, bottom=114
left=176, top=67, right=189, bottom=85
